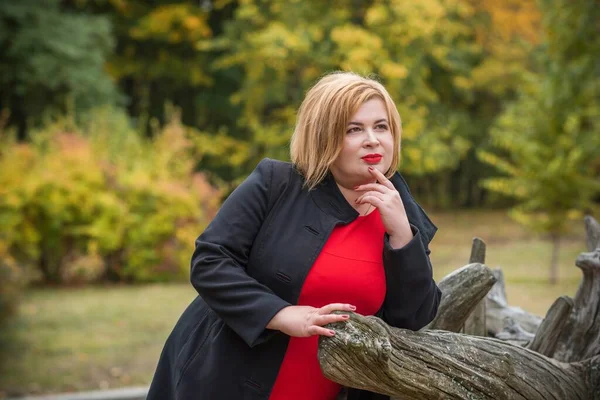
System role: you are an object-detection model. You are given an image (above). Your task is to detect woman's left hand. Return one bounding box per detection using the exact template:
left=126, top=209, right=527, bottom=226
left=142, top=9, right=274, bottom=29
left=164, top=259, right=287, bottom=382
left=355, top=167, right=413, bottom=249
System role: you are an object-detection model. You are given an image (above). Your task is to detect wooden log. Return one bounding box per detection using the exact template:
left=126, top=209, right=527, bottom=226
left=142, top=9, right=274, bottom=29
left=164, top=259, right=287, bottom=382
left=527, top=296, right=574, bottom=357
left=464, top=238, right=487, bottom=336
left=469, top=237, right=486, bottom=264
left=424, top=263, right=496, bottom=332
left=494, top=317, right=535, bottom=347
left=486, top=268, right=542, bottom=336
left=585, top=215, right=600, bottom=252
left=319, top=312, right=600, bottom=400
left=551, top=247, right=600, bottom=362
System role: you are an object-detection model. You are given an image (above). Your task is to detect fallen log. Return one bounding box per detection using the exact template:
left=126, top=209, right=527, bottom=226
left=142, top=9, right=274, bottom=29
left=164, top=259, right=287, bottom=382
left=494, top=317, right=535, bottom=347
left=322, top=216, right=600, bottom=400
left=319, top=312, right=600, bottom=399
left=486, top=268, right=542, bottom=336
left=424, top=263, right=496, bottom=332
left=527, top=296, right=574, bottom=356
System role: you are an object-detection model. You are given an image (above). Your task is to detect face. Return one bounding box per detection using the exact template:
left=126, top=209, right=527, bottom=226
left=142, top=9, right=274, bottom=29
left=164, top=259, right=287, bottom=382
left=329, top=98, right=395, bottom=187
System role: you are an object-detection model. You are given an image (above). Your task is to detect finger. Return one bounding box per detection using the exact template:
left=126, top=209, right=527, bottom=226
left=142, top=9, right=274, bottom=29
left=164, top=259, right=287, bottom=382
left=359, top=195, right=385, bottom=209
left=354, top=183, right=391, bottom=194
left=319, top=303, right=356, bottom=314
left=314, top=313, right=350, bottom=326
left=356, top=191, right=385, bottom=204
left=307, top=325, right=336, bottom=337
left=368, top=167, right=395, bottom=190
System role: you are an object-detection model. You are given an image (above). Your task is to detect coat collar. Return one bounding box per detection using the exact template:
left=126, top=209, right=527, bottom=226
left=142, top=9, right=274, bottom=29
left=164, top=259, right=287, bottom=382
left=309, top=171, right=437, bottom=244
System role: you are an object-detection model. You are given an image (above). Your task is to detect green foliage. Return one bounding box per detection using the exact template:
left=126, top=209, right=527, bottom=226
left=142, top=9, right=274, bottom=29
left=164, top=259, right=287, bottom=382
left=0, top=246, right=22, bottom=326
left=479, top=0, right=600, bottom=235
left=211, top=0, right=476, bottom=179
left=0, top=0, right=118, bottom=134
left=0, top=108, right=220, bottom=283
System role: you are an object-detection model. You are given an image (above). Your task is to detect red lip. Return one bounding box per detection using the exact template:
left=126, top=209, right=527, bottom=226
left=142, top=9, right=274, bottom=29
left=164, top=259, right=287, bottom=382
left=362, top=154, right=382, bottom=164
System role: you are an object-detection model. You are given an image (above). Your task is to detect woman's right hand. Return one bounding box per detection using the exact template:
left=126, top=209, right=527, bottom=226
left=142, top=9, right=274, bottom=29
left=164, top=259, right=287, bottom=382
left=266, top=303, right=356, bottom=337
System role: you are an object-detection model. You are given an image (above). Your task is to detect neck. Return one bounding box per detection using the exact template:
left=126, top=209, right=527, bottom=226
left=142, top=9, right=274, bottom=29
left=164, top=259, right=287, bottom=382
left=335, top=180, right=375, bottom=215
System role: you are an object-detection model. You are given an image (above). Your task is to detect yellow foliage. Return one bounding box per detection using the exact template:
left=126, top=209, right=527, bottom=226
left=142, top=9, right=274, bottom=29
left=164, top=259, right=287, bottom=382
left=0, top=108, right=221, bottom=283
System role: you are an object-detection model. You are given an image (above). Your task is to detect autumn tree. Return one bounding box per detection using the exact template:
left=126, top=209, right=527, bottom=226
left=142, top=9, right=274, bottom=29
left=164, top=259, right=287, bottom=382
left=479, top=0, right=600, bottom=283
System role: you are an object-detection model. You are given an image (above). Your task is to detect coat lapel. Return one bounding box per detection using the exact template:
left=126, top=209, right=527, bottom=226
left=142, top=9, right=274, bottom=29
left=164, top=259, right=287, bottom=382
left=309, top=171, right=437, bottom=245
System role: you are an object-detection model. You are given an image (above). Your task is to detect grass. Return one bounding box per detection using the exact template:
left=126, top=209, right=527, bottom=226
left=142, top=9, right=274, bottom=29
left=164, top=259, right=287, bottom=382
left=428, top=210, right=585, bottom=316
left=0, top=210, right=592, bottom=397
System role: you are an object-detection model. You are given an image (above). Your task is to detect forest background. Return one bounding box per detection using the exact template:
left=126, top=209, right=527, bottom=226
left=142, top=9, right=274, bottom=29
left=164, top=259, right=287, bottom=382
left=0, top=0, right=599, bottom=396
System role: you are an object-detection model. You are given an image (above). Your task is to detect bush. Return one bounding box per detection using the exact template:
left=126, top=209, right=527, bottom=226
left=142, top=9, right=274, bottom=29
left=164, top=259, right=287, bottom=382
left=0, top=246, right=22, bottom=325
left=0, top=107, right=220, bottom=283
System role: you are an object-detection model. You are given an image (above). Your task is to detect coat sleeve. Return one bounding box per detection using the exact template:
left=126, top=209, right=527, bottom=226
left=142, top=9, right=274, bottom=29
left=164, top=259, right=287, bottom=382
left=190, top=159, right=291, bottom=348
left=380, top=225, right=442, bottom=331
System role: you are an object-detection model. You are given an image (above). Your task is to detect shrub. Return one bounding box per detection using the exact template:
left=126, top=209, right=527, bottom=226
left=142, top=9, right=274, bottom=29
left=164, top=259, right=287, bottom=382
left=0, top=245, right=22, bottom=325
left=0, top=107, right=220, bottom=283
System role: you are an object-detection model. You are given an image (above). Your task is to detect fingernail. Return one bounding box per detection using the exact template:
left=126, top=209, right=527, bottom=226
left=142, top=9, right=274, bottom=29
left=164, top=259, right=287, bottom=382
left=329, top=330, right=335, bottom=336
left=353, top=186, right=360, bottom=190
left=368, top=166, right=374, bottom=171
left=349, top=305, right=356, bottom=311
left=342, top=315, right=349, bottom=319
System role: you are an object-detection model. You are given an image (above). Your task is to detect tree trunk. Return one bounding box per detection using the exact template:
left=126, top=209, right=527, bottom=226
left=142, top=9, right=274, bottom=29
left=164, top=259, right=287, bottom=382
left=319, top=217, right=600, bottom=399
left=584, top=215, right=600, bottom=251
left=424, top=263, right=496, bottom=332
left=527, top=296, right=573, bottom=356
left=550, top=233, right=561, bottom=285
left=485, top=268, right=542, bottom=337
left=464, top=238, right=487, bottom=336
left=319, top=312, right=599, bottom=399
left=550, top=247, right=600, bottom=362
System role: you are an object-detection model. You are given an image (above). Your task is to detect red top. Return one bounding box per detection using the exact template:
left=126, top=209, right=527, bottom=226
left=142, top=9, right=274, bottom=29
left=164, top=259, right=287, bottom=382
left=269, top=209, right=387, bottom=400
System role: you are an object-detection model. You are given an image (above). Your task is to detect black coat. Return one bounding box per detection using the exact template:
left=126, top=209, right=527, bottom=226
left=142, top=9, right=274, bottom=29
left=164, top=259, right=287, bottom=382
left=148, top=158, right=441, bottom=400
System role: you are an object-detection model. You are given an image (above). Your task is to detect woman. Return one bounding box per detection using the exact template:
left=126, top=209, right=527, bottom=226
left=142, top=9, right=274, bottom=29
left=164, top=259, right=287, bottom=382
left=148, top=72, right=441, bottom=400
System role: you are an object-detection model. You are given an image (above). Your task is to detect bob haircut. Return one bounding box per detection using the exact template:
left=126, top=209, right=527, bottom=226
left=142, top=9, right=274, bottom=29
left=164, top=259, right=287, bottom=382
left=290, top=71, right=402, bottom=190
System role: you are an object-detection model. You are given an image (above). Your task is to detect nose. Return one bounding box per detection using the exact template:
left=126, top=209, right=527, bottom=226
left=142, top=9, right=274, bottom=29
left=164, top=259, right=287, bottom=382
left=364, top=128, right=379, bottom=146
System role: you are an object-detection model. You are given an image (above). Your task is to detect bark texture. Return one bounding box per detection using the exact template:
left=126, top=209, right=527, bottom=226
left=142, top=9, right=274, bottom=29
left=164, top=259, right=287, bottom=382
left=464, top=238, right=487, bottom=336
left=319, top=312, right=599, bottom=399
left=486, top=268, right=542, bottom=336
left=320, top=217, right=600, bottom=399
left=527, top=296, right=574, bottom=357
left=425, top=263, right=496, bottom=332
left=550, top=247, right=600, bottom=362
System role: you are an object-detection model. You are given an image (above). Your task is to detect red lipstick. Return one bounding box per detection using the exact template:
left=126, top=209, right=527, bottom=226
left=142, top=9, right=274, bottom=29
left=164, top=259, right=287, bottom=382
left=361, top=154, right=382, bottom=164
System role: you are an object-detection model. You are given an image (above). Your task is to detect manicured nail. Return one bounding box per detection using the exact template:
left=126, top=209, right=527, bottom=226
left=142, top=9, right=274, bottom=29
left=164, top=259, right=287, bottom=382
left=349, top=305, right=356, bottom=311
left=353, top=186, right=360, bottom=190
left=342, top=314, right=349, bottom=319
left=368, top=166, right=374, bottom=171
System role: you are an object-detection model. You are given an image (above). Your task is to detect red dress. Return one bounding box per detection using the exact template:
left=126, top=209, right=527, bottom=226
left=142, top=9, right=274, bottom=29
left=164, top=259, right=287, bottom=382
left=269, top=209, right=387, bottom=400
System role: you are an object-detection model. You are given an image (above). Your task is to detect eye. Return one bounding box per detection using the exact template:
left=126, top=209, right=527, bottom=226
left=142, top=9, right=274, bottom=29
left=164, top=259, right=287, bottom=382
left=346, top=126, right=361, bottom=134
left=375, top=124, right=389, bottom=130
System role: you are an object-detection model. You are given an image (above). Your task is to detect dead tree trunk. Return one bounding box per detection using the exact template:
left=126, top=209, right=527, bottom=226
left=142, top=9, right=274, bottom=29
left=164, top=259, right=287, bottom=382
left=486, top=268, right=542, bottom=337
left=320, top=216, right=600, bottom=399
left=544, top=217, right=600, bottom=362
left=424, top=263, right=496, bottom=332
left=319, top=312, right=599, bottom=399
left=464, top=238, right=487, bottom=336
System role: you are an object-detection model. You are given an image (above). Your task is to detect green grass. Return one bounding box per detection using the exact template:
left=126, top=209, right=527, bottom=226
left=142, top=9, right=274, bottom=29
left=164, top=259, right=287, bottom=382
left=429, top=210, right=585, bottom=316
left=0, top=284, right=197, bottom=398
left=0, top=210, right=592, bottom=397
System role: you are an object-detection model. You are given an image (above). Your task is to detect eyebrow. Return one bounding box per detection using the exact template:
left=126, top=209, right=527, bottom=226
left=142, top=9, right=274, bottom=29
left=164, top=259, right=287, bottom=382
left=348, top=119, right=389, bottom=126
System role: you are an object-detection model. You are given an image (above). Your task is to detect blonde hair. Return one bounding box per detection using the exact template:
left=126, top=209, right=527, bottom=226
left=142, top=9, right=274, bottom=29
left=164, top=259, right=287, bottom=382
left=290, top=71, right=402, bottom=189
